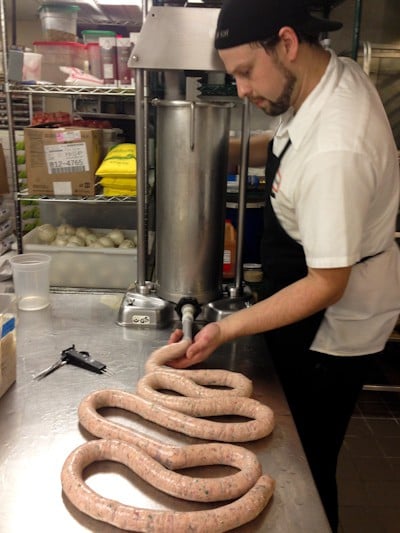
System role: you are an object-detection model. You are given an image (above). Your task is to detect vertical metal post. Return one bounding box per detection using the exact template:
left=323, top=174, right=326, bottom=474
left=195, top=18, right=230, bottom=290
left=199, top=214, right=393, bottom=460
left=142, top=68, right=150, bottom=274
left=134, top=68, right=147, bottom=291
left=0, top=0, right=22, bottom=253
left=233, top=97, right=250, bottom=294
left=351, top=0, right=363, bottom=60
left=142, top=0, right=151, bottom=281
left=134, top=0, right=151, bottom=293
left=11, top=0, right=16, bottom=45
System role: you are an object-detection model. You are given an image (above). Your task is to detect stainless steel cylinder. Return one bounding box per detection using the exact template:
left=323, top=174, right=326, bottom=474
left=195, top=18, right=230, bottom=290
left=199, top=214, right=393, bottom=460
left=153, top=99, right=232, bottom=304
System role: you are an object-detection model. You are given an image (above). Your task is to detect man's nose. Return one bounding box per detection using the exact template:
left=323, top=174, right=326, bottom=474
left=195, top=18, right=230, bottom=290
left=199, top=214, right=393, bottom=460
left=235, top=79, right=251, bottom=99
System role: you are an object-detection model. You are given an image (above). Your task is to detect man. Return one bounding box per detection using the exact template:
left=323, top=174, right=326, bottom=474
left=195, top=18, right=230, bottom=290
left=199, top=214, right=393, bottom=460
left=169, top=1, right=400, bottom=530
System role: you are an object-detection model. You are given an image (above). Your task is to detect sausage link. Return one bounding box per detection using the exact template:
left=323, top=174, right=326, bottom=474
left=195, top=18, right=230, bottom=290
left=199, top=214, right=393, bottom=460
left=62, top=438, right=262, bottom=503
left=143, top=339, right=193, bottom=373
left=79, top=388, right=274, bottom=443
left=137, top=369, right=253, bottom=403
left=138, top=341, right=274, bottom=440
left=144, top=340, right=253, bottom=398
left=61, top=439, right=275, bottom=532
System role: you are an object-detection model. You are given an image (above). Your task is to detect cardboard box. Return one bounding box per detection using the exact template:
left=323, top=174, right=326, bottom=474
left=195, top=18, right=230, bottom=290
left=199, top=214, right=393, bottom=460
left=0, top=294, right=16, bottom=400
left=25, top=127, right=102, bottom=196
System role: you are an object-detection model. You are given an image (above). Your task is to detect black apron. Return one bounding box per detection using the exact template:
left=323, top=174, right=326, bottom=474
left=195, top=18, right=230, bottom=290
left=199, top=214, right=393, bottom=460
left=260, top=139, right=382, bottom=533
left=260, top=138, right=325, bottom=355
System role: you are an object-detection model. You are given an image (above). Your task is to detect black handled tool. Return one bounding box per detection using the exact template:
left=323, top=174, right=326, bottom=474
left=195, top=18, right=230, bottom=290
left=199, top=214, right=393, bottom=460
left=60, top=345, right=106, bottom=373
left=33, top=344, right=109, bottom=380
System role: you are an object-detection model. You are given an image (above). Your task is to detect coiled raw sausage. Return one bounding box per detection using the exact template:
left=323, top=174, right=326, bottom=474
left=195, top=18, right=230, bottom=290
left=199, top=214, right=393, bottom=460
left=78, top=388, right=274, bottom=443
left=62, top=439, right=275, bottom=532
left=137, top=340, right=274, bottom=441
left=62, top=438, right=264, bottom=503
left=61, top=339, right=275, bottom=531
left=144, top=339, right=253, bottom=397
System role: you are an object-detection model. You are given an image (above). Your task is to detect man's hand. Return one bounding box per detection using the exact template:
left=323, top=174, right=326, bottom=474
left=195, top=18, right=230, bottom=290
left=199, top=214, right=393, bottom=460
left=167, top=322, right=224, bottom=368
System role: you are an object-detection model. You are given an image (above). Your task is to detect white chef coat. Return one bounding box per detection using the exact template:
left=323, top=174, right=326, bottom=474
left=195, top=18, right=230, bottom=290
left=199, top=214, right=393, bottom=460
left=271, top=50, right=400, bottom=356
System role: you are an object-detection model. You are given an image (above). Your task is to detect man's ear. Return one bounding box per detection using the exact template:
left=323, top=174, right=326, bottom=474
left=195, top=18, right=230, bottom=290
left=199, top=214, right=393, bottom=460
left=277, top=26, right=300, bottom=61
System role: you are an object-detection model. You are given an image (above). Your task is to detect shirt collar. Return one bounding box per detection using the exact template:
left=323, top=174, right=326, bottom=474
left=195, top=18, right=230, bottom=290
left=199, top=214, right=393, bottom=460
left=275, top=50, right=343, bottom=150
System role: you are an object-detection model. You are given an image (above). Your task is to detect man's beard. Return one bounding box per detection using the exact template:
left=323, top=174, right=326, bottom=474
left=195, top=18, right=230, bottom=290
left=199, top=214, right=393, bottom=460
left=263, top=62, right=296, bottom=117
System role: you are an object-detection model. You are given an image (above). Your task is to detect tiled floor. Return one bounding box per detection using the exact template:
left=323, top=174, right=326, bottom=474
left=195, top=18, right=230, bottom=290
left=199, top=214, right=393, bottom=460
left=337, top=342, right=400, bottom=533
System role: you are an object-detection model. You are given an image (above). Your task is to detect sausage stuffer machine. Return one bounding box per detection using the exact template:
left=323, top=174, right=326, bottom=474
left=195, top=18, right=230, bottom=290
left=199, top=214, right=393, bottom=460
left=117, top=5, right=252, bottom=334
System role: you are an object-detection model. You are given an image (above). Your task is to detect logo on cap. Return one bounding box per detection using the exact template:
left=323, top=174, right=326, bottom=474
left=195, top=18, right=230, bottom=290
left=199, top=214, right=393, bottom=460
left=216, top=28, right=230, bottom=40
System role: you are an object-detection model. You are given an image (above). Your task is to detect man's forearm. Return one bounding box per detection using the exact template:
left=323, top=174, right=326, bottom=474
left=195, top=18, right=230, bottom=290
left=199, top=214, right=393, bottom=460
left=218, top=266, right=351, bottom=343
left=227, top=133, right=271, bottom=173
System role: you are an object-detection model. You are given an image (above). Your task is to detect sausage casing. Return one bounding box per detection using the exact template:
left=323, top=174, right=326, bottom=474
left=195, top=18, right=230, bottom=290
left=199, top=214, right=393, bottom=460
left=61, top=439, right=275, bottom=533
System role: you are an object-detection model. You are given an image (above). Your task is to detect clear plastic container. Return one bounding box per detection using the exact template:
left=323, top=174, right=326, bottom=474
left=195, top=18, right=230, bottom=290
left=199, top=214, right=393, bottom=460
left=117, top=37, right=132, bottom=86
left=243, top=263, right=263, bottom=283
left=86, top=43, right=101, bottom=79
left=10, top=253, right=52, bottom=311
left=39, top=4, right=79, bottom=42
left=81, top=30, right=116, bottom=44
left=99, top=36, right=117, bottom=85
left=15, top=228, right=139, bottom=289
left=22, top=52, right=42, bottom=81
left=33, top=41, right=87, bottom=84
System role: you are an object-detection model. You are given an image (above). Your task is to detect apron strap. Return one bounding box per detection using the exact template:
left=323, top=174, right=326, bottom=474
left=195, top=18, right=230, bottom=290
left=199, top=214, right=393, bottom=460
left=357, top=250, right=385, bottom=264
left=276, top=138, right=292, bottom=160
left=266, top=138, right=292, bottom=198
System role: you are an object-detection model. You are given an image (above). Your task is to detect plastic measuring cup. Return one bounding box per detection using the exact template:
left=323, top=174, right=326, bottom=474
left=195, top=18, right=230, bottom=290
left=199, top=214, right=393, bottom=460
left=10, top=253, right=51, bottom=311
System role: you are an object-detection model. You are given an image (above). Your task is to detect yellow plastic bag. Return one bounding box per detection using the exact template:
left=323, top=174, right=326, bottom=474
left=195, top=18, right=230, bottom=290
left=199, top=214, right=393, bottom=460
left=102, top=188, right=136, bottom=197
left=98, top=177, right=137, bottom=197
left=96, top=143, right=136, bottom=179
left=99, top=177, right=136, bottom=190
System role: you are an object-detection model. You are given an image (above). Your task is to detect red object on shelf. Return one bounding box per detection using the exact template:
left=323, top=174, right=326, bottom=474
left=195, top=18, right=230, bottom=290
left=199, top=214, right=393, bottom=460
left=223, top=219, right=237, bottom=279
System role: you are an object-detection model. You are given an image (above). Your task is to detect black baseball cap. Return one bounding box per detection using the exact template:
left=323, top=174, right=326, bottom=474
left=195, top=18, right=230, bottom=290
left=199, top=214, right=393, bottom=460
left=215, top=0, right=343, bottom=50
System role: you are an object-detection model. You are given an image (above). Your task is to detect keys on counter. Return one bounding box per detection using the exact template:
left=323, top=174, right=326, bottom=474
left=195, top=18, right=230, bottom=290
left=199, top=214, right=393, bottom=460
left=33, top=345, right=110, bottom=380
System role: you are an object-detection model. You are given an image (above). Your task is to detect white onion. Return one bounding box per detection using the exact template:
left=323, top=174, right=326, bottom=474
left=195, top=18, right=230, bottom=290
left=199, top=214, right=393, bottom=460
left=106, top=229, right=125, bottom=246
left=53, top=236, right=69, bottom=247
left=57, top=224, right=75, bottom=236
left=97, top=236, right=115, bottom=248
left=37, top=223, right=57, bottom=244
left=76, top=227, right=91, bottom=239
left=85, top=233, right=98, bottom=246
left=88, top=241, right=105, bottom=248
left=67, top=235, right=85, bottom=247
left=119, top=239, right=135, bottom=249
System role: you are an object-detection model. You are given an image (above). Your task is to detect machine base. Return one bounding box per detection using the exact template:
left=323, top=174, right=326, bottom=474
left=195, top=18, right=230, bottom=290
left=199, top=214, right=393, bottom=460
left=116, top=288, right=174, bottom=328
left=204, top=291, right=254, bottom=322
left=117, top=284, right=254, bottom=328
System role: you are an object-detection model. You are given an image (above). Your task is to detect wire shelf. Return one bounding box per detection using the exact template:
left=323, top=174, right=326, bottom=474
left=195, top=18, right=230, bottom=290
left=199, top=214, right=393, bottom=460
left=17, top=191, right=137, bottom=204
left=7, top=84, right=136, bottom=97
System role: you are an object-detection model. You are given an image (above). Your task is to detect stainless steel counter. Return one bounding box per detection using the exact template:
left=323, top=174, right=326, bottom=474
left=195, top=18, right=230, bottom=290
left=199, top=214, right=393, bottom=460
left=0, top=292, right=331, bottom=532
